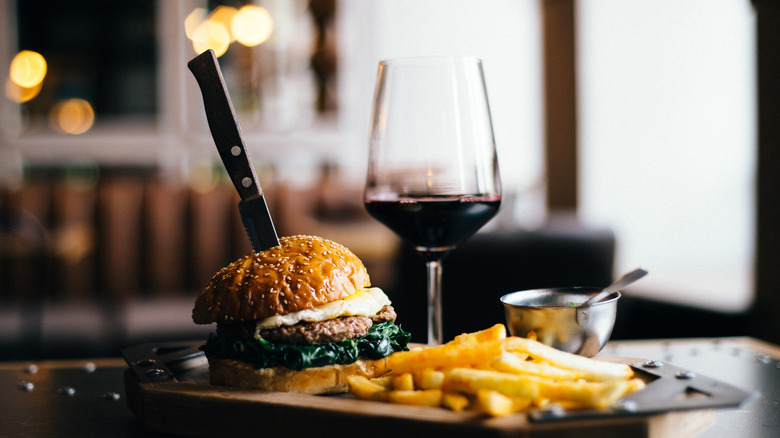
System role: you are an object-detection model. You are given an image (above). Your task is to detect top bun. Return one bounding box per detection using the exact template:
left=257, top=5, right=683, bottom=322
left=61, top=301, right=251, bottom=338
left=192, top=235, right=370, bottom=325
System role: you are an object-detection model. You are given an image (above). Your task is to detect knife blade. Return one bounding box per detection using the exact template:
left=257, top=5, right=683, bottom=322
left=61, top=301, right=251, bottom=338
left=187, top=49, right=280, bottom=252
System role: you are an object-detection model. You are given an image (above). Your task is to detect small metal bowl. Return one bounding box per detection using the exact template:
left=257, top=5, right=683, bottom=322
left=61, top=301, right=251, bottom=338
left=500, top=287, right=620, bottom=357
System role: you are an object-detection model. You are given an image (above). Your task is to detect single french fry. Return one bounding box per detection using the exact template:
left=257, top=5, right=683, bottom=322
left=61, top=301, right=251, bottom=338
left=347, top=375, right=389, bottom=401
left=443, top=367, right=541, bottom=400
left=626, top=377, right=646, bottom=393
left=474, top=389, right=533, bottom=417
left=511, top=396, right=533, bottom=412
left=387, top=389, right=443, bottom=407
left=370, top=375, right=394, bottom=389
left=450, top=324, right=507, bottom=345
left=387, top=340, right=503, bottom=374
left=502, top=337, right=633, bottom=381
left=415, top=369, right=445, bottom=390
left=475, top=389, right=514, bottom=416
left=608, top=378, right=645, bottom=402
left=441, top=392, right=470, bottom=412
left=392, top=373, right=415, bottom=391
left=535, top=377, right=642, bottom=409
left=491, top=352, right=585, bottom=380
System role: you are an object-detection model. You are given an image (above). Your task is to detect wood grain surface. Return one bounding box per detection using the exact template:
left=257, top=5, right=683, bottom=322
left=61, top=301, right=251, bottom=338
left=124, top=361, right=715, bottom=438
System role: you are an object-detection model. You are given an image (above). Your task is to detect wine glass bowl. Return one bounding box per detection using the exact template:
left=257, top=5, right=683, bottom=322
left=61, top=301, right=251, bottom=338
left=364, top=194, right=501, bottom=260
left=364, top=57, right=501, bottom=344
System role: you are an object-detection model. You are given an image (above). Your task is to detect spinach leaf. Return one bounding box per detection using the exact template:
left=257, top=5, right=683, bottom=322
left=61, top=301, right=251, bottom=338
left=202, top=321, right=411, bottom=371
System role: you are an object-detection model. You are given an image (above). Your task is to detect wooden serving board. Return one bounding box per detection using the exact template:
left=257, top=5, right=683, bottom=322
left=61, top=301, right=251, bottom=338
left=123, top=345, right=722, bottom=438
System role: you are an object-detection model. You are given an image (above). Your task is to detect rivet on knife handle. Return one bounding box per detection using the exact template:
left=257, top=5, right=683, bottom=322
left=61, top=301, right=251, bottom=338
left=187, top=49, right=280, bottom=252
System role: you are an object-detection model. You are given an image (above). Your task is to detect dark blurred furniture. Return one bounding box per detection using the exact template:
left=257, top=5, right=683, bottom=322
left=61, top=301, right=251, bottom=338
left=0, top=164, right=397, bottom=361
left=0, top=165, right=251, bottom=361
left=0, top=203, right=47, bottom=359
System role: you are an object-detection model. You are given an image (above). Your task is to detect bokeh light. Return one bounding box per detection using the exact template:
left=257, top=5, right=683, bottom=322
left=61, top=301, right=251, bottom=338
left=5, top=77, right=42, bottom=103
left=49, top=98, right=95, bottom=135
left=186, top=5, right=274, bottom=56
left=232, top=5, right=273, bottom=47
left=9, top=50, right=47, bottom=88
left=191, top=20, right=231, bottom=57
left=184, top=7, right=207, bottom=40
left=209, top=6, right=238, bottom=43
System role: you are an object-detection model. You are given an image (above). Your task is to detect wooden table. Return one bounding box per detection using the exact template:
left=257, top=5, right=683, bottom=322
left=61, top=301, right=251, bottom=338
left=1, top=337, right=778, bottom=438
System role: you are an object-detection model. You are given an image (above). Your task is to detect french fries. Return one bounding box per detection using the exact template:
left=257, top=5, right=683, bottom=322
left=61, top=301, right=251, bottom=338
left=414, top=369, right=445, bottom=389
left=347, top=324, right=645, bottom=417
left=388, top=389, right=443, bottom=407
left=386, top=339, right=504, bottom=373
left=474, top=389, right=532, bottom=417
left=450, top=323, right=506, bottom=345
left=443, top=367, right=541, bottom=400
left=441, top=392, right=470, bottom=412
left=346, top=375, right=389, bottom=402
left=392, top=373, right=415, bottom=391
left=491, top=352, right=586, bottom=380
left=502, top=336, right=634, bottom=381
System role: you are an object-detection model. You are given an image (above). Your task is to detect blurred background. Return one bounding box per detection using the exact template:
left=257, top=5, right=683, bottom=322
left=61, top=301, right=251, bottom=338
left=1, top=0, right=777, bottom=360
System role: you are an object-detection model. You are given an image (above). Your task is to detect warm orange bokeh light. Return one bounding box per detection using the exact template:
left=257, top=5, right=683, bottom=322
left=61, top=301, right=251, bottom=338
left=210, top=6, right=238, bottom=43
left=191, top=20, right=231, bottom=57
left=231, top=5, right=273, bottom=47
left=49, top=98, right=95, bottom=135
left=184, top=7, right=207, bottom=40
left=5, top=77, right=42, bottom=103
left=9, top=50, right=47, bottom=88
left=185, top=5, right=274, bottom=55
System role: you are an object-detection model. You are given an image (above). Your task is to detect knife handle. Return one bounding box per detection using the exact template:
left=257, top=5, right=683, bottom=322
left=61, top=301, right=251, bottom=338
left=187, top=49, right=260, bottom=201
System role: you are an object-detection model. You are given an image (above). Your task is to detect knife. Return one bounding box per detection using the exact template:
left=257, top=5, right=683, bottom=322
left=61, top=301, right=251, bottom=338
left=187, top=49, right=280, bottom=252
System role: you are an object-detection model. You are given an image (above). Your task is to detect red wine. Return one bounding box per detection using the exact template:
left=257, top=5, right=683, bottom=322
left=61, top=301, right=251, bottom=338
left=365, top=196, right=500, bottom=260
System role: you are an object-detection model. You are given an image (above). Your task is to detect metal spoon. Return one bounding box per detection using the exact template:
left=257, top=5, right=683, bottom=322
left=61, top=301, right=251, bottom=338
left=579, top=267, right=648, bottom=308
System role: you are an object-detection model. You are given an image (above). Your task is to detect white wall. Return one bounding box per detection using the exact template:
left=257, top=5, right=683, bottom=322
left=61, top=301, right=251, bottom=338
left=577, top=0, right=756, bottom=311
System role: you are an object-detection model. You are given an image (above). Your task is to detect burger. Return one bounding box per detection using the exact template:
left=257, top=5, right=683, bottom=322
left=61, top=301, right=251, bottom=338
left=192, top=235, right=411, bottom=394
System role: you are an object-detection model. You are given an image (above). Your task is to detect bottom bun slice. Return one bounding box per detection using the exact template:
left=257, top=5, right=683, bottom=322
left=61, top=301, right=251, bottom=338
left=206, top=355, right=389, bottom=394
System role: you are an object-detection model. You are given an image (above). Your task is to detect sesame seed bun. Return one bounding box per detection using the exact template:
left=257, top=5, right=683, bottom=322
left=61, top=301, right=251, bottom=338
left=192, top=235, right=371, bottom=325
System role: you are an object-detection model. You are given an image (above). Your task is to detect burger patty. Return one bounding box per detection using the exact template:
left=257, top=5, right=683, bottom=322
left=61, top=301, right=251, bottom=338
left=260, top=305, right=397, bottom=345
left=218, top=305, right=398, bottom=346
left=260, top=314, right=373, bottom=345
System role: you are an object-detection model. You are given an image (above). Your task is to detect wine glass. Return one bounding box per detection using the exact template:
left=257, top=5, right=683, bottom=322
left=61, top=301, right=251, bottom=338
left=364, top=57, right=501, bottom=345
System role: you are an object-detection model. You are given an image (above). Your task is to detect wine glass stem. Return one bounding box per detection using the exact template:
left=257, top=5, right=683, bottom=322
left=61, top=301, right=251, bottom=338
left=426, top=259, right=443, bottom=345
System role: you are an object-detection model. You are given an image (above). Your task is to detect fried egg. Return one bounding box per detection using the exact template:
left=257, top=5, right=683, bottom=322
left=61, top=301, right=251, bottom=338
left=255, top=287, right=391, bottom=329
